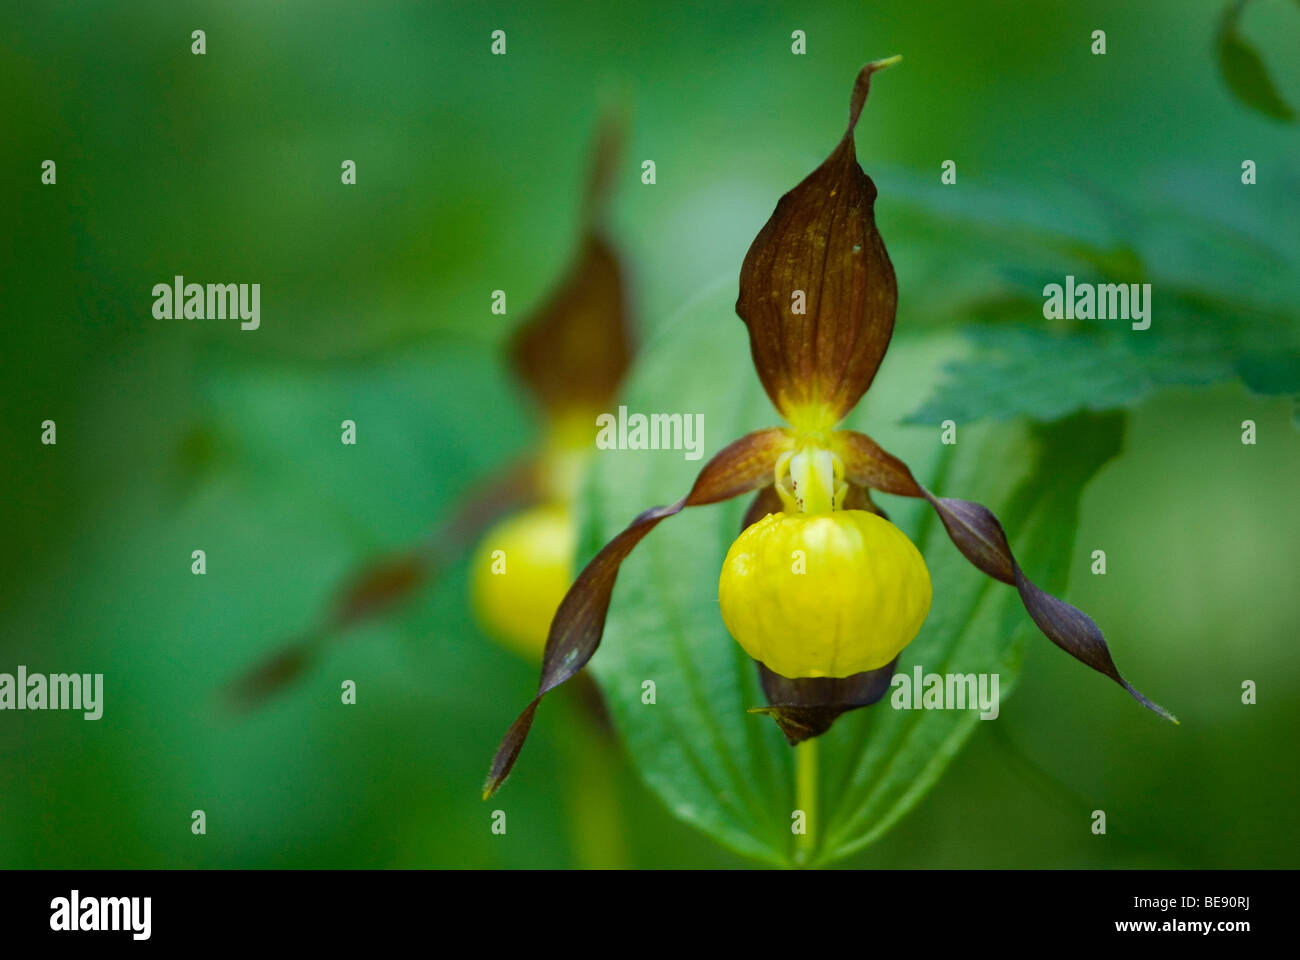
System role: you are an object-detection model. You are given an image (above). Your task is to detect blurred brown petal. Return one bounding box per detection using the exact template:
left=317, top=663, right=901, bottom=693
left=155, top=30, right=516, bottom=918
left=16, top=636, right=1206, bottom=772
left=484, top=426, right=795, bottom=797
left=735, top=58, right=900, bottom=426
left=510, top=113, right=633, bottom=418
left=579, top=106, right=627, bottom=229
left=331, top=552, right=428, bottom=627
left=222, top=638, right=317, bottom=710
left=434, top=457, right=542, bottom=550
left=224, top=459, right=541, bottom=710
left=510, top=233, right=632, bottom=418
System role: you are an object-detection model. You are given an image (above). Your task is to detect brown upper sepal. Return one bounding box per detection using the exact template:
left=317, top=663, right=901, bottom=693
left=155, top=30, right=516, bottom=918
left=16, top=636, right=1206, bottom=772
left=509, top=232, right=632, bottom=418
left=735, top=59, right=900, bottom=428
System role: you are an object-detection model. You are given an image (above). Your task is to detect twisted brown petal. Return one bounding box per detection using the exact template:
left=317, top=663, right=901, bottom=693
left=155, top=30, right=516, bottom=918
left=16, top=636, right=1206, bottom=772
left=921, top=491, right=1176, bottom=722
left=483, top=427, right=795, bottom=797
left=834, top=428, right=1176, bottom=723
left=735, top=58, right=900, bottom=425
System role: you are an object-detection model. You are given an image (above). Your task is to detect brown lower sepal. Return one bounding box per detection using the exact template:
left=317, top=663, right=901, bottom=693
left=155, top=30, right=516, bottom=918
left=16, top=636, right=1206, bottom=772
left=752, top=658, right=899, bottom=744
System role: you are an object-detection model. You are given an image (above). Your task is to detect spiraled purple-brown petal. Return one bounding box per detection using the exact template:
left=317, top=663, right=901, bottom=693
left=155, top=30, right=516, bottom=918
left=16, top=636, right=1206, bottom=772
left=921, top=489, right=1176, bottom=723
left=829, top=430, right=1175, bottom=723
left=483, top=427, right=795, bottom=797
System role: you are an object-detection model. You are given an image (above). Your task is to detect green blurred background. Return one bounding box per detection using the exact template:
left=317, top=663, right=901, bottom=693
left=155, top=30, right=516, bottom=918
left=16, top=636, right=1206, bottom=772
left=2, top=0, right=1297, bottom=868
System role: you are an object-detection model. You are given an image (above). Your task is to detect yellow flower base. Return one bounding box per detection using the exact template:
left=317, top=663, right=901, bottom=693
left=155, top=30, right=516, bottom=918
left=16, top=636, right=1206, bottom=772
left=719, top=509, right=931, bottom=679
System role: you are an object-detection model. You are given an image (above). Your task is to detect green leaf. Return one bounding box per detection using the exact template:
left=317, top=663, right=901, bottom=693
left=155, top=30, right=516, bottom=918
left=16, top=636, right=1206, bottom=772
left=1238, top=351, right=1300, bottom=395
left=882, top=163, right=1300, bottom=426
left=883, top=163, right=1300, bottom=318
left=1216, top=0, right=1296, bottom=123
left=906, top=302, right=1300, bottom=427
left=579, top=281, right=1124, bottom=865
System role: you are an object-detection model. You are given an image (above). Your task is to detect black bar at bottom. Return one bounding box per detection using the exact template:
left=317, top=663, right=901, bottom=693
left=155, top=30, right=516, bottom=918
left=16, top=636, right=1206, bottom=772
left=2, top=868, right=1277, bottom=945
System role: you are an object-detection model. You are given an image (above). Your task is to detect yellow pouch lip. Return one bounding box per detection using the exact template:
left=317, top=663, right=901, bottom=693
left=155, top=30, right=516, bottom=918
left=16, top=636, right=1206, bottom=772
left=718, top=509, right=932, bottom=680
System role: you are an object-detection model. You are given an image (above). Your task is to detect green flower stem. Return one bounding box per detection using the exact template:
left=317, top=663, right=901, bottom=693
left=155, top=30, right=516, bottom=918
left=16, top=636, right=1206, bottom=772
left=561, top=696, right=628, bottom=869
left=794, top=738, right=818, bottom=866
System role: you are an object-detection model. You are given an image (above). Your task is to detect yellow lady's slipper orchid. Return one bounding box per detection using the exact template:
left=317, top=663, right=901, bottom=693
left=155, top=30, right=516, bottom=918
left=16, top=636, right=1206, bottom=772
left=484, top=58, right=1174, bottom=800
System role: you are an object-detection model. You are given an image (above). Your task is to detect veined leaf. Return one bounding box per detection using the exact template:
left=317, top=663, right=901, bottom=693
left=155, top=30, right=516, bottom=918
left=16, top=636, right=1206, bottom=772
left=578, top=281, right=1123, bottom=865
left=886, top=164, right=1300, bottom=427
left=906, top=314, right=1300, bottom=428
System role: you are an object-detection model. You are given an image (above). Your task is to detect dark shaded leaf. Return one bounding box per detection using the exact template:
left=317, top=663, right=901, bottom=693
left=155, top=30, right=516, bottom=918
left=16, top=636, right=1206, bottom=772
left=904, top=326, right=1225, bottom=426
left=1217, top=0, right=1296, bottom=123
left=881, top=158, right=1300, bottom=426
left=1237, top=351, right=1300, bottom=395
left=483, top=426, right=795, bottom=797
left=905, top=293, right=1300, bottom=426
left=1238, top=351, right=1300, bottom=432
left=735, top=58, right=899, bottom=424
